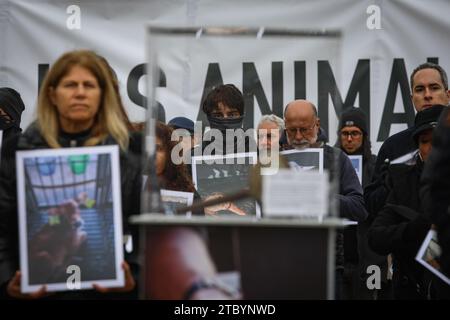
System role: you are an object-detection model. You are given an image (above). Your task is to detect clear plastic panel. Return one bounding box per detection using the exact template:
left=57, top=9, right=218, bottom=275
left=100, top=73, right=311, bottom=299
left=142, top=25, right=346, bottom=222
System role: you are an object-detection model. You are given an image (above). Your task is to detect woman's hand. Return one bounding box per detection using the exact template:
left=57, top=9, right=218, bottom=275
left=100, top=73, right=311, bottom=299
left=204, top=193, right=246, bottom=216
left=93, top=261, right=135, bottom=293
left=7, top=271, right=48, bottom=299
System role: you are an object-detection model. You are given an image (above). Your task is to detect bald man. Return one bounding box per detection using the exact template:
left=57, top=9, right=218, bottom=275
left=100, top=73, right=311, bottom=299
left=284, top=99, right=368, bottom=299
left=284, top=99, right=367, bottom=219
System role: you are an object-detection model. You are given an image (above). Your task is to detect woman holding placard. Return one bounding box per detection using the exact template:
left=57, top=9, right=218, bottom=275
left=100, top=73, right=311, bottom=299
left=0, top=50, right=140, bottom=299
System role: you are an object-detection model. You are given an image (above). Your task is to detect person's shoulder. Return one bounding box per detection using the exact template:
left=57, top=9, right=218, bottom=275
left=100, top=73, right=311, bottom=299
left=323, top=143, right=341, bottom=154
left=21, top=122, right=39, bottom=138
left=17, top=122, right=46, bottom=149
left=128, top=131, right=143, bottom=155
left=381, top=127, right=414, bottom=146
left=377, top=127, right=416, bottom=163
left=323, top=144, right=354, bottom=168
left=387, top=162, right=416, bottom=178
left=323, top=144, right=347, bottom=160
left=0, top=130, right=21, bottom=160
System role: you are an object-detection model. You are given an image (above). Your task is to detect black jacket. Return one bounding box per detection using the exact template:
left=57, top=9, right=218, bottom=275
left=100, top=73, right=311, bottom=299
left=368, top=162, right=431, bottom=299
left=0, top=124, right=142, bottom=299
left=421, top=109, right=450, bottom=298
left=356, top=154, right=389, bottom=282
left=322, top=144, right=367, bottom=222
left=334, top=134, right=381, bottom=272
left=364, top=127, right=417, bottom=217
left=282, top=141, right=367, bottom=270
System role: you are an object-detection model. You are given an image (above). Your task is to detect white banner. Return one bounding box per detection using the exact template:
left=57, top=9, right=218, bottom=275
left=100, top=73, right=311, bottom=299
left=1, top=0, right=449, bottom=153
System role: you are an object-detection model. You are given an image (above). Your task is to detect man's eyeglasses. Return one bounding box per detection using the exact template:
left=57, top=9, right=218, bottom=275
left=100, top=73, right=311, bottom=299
left=285, top=124, right=316, bottom=136
left=340, top=131, right=362, bottom=138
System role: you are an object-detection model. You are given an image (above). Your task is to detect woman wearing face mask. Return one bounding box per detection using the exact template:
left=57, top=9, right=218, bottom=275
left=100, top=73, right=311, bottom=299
left=0, top=50, right=140, bottom=299
left=368, top=104, right=447, bottom=300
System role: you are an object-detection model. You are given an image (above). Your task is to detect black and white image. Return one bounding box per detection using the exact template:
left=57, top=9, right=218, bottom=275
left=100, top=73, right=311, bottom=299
left=192, top=152, right=259, bottom=217
left=280, top=148, right=324, bottom=173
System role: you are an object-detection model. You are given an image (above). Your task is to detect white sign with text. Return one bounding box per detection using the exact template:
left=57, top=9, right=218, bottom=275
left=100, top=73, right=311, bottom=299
left=263, top=169, right=329, bottom=218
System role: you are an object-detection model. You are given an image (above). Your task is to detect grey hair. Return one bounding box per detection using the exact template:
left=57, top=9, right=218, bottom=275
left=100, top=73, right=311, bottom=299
left=258, top=114, right=285, bottom=133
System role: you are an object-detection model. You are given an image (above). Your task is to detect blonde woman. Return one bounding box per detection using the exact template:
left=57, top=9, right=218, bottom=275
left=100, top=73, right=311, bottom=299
left=0, top=50, right=140, bottom=299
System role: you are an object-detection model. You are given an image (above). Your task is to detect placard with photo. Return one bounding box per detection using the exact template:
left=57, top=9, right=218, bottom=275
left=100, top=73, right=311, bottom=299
left=280, top=148, right=324, bottom=173
left=416, top=229, right=450, bottom=285
left=160, top=189, right=194, bottom=217
left=16, top=145, right=124, bottom=293
left=348, top=155, right=362, bottom=185
left=191, top=152, right=260, bottom=217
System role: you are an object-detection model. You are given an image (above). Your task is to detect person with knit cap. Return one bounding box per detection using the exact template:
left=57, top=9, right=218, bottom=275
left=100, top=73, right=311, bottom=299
left=336, top=107, right=389, bottom=300
left=337, top=107, right=371, bottom=159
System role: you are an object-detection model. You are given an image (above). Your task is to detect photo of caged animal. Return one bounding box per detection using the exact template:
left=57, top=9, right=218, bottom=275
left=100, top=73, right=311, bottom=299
left=28, top=193, right=89, bottom=283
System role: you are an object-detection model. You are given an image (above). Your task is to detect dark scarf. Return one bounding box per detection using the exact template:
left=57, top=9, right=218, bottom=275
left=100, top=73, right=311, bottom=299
left=207, top=115, right=244, bottom=131
left=59, top=127, right=93, bottom=147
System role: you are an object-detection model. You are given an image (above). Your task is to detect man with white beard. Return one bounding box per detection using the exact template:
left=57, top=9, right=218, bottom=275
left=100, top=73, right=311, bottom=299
left=283, top=99, right=367, bottom=222
left=283, top=99, right=368, bottom=300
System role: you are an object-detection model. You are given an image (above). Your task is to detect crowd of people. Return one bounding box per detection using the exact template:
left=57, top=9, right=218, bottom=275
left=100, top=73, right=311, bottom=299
left=0, top=49, right=449, bottom=300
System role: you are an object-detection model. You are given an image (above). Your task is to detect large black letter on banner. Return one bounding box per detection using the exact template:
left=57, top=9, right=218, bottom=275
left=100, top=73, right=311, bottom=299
left=196, top=63, right=224, bottom=128
left=294, top=61, right=306, bottom=101
left=127, top=63, right=166, bottom=122
left=376, top=59, right=414, bottom=142
left=318, top=60, right=371, bottom=136
left=38, top=64, right=50, bottom=94
left=242, top=62, right=283, bottom=129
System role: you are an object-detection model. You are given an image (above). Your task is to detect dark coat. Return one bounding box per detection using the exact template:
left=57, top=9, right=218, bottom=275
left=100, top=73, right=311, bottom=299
left=322, top=144, right=367, bottom=222
left=356, top=154, right=389, bottom=283
left=421, top=109, right=450, bottom=298
left=281, top=142, right=367, bottom=270
left=280, top=136, right=366, bottom=299
left=364, top=127, right=417, bottom=217
left=368, top=162, right=431, bottom=299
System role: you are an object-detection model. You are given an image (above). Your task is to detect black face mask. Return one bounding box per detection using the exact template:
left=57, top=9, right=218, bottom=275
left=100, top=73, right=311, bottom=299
left=207, top=115, right=244, bottom=131
left=0, top=115, right=15, bottom=131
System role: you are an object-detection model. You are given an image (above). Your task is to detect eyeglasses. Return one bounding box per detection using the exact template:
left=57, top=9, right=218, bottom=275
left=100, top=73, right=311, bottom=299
left=285, top=123, right=316, bottom=136
left=340, top=131, right=362, bottom=138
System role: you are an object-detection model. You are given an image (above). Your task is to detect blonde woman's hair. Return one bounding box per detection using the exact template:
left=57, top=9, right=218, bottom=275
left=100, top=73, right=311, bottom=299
left=37, top=50, right=129, bottom=150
